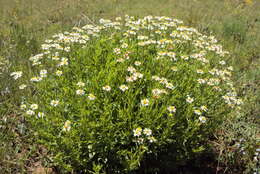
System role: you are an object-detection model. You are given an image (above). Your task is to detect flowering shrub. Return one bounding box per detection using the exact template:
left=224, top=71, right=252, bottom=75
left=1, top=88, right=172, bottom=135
left=14, top=16, right=243, bottom=173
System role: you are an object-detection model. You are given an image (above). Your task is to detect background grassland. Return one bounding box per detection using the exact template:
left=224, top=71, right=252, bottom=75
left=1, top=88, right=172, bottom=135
left=0, top=0, right=259, bottom=173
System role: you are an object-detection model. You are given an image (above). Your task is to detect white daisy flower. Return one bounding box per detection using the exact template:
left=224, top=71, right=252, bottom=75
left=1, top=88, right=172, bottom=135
left=30, top=104, right=38, bottom=110
left=76, top=89, right=85, bottom=95
left=152, top=76, right=161, bottom=81
left=141, top=99, right=149, bottom=106
left=199, top=116, right=207, bottom=123
left=166, top=83, right=175, bottom=90
left=167, top=106, right=176, bottom=113
left=171, top=66, right=178, bottom=72
left=50, top=100, right=59, bottom=107
left=102, top=85, right=111, bottom=91
left=143, top=128, right=152, bottom=136
left=136, top=138, right=144, bottom=144
left=194, top=109, right=202, bottom=115
left=219, top=60, right=226, bottom=65
left=197, top=79, right=206, bottom=84
left=119, top=85, right=129, bottom=92
left=58, top=57, right=68, bottom=66
left=20, top=104, right=26, bottom=110
left=127, top=66, right=136, bottom=73
left=30, top=76, right=42, bottom=82
left=37, top=112, right=45, bottom=118
left=200, top=106, right=208, bottom=112
left=19, top=84, right=27, bottom=89
left=10, top=71, right=23, bottom=80
left=62, top=120, right=71, bottom=132
left=186, top=96, right=194, bottom=103
left=134, top=61, right=142, bottom=66
left=88, top=93, right=96, bottom=100
left=126, top=76, right=137, bottom=82
left=40, top=69, right=48, bottom=77
left=55, top=70, right=63, bottom=76
left=196, top=69, right=204, bottom=74
left=26, top=110, right=35, bottom=115
left=134, top=72, right=143, bottom=79
left=133, top=127, right=142, bottom=137
left=77, top=81, right=85, bottom=87
left=227, top=66, right=233, bottom=71
left=121, top=43, right=128, bottom=48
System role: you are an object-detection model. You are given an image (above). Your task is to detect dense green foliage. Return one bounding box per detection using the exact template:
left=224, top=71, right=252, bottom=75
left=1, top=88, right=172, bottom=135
left=14, top=16, right=244, bottom=173
left=0, top=0, right=259, bottom=173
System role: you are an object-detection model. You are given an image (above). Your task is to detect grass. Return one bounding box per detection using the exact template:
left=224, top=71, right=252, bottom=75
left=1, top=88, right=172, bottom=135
left=0, top=0, right=259, bottom=173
